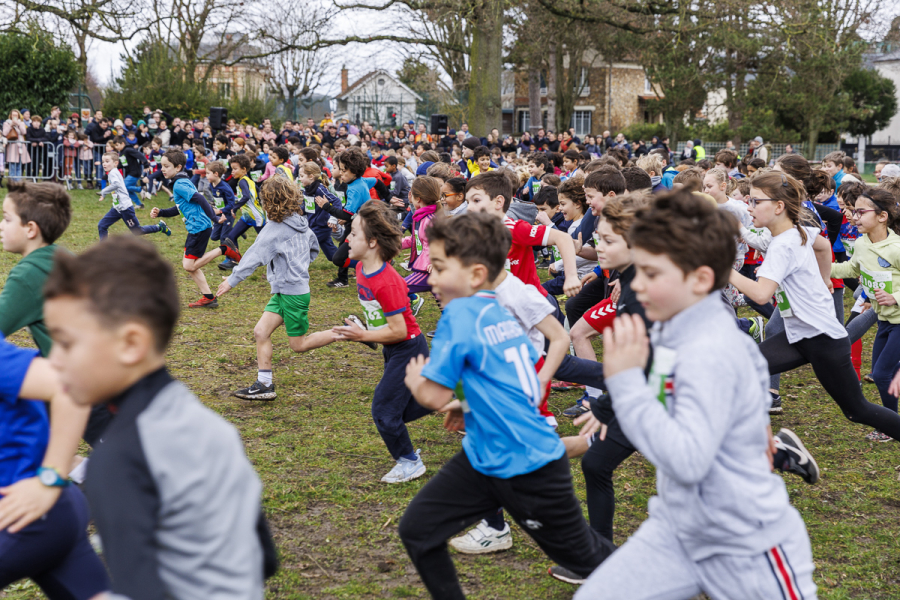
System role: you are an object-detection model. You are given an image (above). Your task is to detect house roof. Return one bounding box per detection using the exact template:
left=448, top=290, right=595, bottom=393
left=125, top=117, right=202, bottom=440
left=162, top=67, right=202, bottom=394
left=871, top=48, right=900, bottom=63
left=337, top=69, right=423, bottom=102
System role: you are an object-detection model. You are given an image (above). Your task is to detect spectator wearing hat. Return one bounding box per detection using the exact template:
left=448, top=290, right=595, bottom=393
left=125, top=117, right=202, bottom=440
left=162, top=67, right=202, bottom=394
left=439, top=128, right=456, bottom=150
left=748, top=136, right=768, bottom=164
left=882, top=163, right=900, bottom=180
left=122, top=115, right=137, bottom=134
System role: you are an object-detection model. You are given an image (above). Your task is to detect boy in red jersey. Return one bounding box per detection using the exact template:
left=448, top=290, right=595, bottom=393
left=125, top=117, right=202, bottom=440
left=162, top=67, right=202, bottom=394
left=466, top=171, right=581, bottom=319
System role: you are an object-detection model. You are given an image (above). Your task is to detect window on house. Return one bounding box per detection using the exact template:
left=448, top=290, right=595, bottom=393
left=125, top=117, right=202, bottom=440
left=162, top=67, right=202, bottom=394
left=518, top=109, right=548, bottom=134
left=570, top=111, right=592, bottom=136
left=377, top=78, right=386, bottom=86
left=644, top=76, right=653, bottom=93
left=218, top=82, right=232, bottom=99
left=575, top=67, right=589, bottom=95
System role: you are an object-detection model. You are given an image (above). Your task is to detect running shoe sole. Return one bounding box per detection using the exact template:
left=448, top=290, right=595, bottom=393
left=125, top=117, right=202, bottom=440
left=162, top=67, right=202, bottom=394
left=778, top=428, right=820, bottom=484
left=547, top=566, right=586, bottom=585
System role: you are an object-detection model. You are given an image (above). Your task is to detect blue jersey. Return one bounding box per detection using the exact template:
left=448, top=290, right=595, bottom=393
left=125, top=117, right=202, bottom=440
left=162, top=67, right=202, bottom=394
left=422, top=291, right=565, bottom=478
left=344, top=177, right=376, bottom=214
left=172, top=178, right=213, bottom=234
left=209, top=179, right=236, bottom=213
left=0, top=335, right=47, bottom=488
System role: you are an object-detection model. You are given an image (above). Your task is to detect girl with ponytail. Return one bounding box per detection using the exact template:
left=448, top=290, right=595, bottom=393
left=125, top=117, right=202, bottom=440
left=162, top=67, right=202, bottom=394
left=731, top=173, right=900, bottom=443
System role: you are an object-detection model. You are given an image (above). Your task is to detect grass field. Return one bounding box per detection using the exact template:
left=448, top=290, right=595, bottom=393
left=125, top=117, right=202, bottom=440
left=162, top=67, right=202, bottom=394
left=2, top=187, right=899, bottom=600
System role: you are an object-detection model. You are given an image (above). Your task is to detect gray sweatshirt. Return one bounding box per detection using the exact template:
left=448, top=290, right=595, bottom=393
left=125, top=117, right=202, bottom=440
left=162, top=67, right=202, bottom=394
left=227, top=213, right=320, bottom=295
left=605, top=292, right=803, bottom=561
left=100, top=168, right=133, bottom=212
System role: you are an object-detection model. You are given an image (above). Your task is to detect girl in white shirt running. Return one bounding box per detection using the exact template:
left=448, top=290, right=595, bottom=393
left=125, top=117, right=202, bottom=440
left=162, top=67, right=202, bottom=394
left=730, top=171, right=900, bottom=441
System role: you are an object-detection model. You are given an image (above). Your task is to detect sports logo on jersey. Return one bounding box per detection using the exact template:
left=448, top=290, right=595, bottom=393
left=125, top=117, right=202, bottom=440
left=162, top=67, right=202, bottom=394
left=530, top=226, right=540, bottom=238
left=878, top=256, right=892, bottom=268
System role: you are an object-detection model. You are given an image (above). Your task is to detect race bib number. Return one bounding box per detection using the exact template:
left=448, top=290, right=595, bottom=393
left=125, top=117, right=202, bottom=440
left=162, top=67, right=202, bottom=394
left=214, top=195, right=224, bottom=209
left=861, top=266, right=892, bottom=299
left=774, top=285, right=793, bottom=318
left=414, top=228, right=423, bottom=255
left=110, top=192, right=120, bottom=207
left=304, top=195, right=316, bottom=213
left=390, top=181, right=396, bottom=191
left=647, top=346, right=676, bottom=407
left=842, top=237, right=856, bottom=257
left=360, top=299, right=388, bottom=330
left=504, top=257, right=512, bottom=272
left=250, top=171, right=261, bottom=181
left=551, top=245, right=562, bottom=262
left=531, top=181, right=541, bottom=195
left=119, top=156, right=127, bottom=166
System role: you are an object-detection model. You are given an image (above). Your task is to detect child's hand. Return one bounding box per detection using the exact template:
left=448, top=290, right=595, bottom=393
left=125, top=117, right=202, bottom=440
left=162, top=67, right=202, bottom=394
left=332, top=317, right=366, bottom=342
left=314, top=195, right=328, bottom=207
left=215, top=208, right=222, bottom=215
left=609, top=279, right=621, bottom=304
left=216, top=278, right=232, bottom=297
left=0, top=476, right=61, bottom=533
left=581, top=271, right=598, bottom=285
left=218, top=214, right=226, bottom=223
left=404, top=354, right=429, bottom=396
left=874, top=289, right=897, bottom=306
left=426, top=264, right=433, bottom=273
left=150, top=207, right=160, bottom=218
left=563, top=275, right=582, bottom=297
left=441, top=403, right=465, bottom=432
left=573, top=232, right=583, bottom=254
left=602, top=314, right=650, bottom=379
left=888, top=368, right=900, bottom=398
left=535, top=211, right=551, bottom=227
left=574, top=411, right=605, bottom=441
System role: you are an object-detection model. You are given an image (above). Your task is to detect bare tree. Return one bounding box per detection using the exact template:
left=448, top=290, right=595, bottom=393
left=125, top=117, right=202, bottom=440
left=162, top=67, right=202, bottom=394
left=254, top=0, right=334, bottom=119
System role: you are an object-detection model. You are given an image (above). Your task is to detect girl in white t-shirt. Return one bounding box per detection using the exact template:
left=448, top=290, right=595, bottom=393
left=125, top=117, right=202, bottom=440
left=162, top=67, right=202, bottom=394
left=730, top=171, right=900, bottom=441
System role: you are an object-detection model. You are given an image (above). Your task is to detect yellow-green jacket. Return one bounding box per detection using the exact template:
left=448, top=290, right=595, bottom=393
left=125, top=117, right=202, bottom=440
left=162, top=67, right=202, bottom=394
left=831, top=230, right=900, bottom=323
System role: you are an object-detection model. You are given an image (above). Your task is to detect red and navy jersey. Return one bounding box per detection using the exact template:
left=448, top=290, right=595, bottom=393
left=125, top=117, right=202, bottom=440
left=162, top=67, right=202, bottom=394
left=355, top=261, right=421, bottom=342
left=504, top=216, right=551, bottom=297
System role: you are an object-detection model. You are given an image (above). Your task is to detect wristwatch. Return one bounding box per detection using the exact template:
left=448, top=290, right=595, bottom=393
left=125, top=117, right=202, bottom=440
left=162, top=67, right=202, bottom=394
left=37, top=467, right=71, bottom=488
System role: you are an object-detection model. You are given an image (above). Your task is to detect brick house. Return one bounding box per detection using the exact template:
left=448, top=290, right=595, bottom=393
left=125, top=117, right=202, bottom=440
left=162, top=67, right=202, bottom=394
left=505, top=51, right=662, bottom=136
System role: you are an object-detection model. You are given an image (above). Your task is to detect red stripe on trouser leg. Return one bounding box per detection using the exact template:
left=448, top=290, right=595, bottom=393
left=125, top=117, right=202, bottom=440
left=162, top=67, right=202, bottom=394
left=770, top=547, right=800, bottom=600
left=584, top=298, right=617, bottom=333
left=535, top=356, right=553, bottom=418
left=851, top=338, right=862, bottom=379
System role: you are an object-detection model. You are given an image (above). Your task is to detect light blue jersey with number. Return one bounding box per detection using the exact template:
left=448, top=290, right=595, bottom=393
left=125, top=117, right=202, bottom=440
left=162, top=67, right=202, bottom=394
left=422, top=290, right=565, bottom=478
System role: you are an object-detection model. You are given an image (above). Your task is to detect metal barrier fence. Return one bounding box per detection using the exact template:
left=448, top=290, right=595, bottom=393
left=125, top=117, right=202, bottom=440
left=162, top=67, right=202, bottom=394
left=673, top=141, right=841, bottom=163
left=1, top=140, right=100, bottom=184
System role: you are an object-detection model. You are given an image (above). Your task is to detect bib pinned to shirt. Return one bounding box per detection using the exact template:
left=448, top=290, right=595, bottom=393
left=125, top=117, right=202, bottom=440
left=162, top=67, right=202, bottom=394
left=647, top=346, right=676, bottom=407
left=775, top=285, right=793, bottom=318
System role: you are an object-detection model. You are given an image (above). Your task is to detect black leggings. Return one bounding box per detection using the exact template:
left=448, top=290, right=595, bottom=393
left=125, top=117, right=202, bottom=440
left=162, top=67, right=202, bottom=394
left=759, top=332, right=900, bottom=439
left=581, top=427, right=635, bottom=541
left=564, top=275, right=607, bottom=326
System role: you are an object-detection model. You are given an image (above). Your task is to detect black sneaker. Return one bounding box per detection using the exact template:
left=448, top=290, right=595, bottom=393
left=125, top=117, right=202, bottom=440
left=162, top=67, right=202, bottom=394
left=345, top=314, right=378, bottom=350
left=218, top=258, right=237, bottom=271
left=547, top=565, right=586, bottom=585
left=233, top=381, right=277, bottom=401
left=769, top=392, right=783, bottom=415
left=327, top=278, right=350, bottom=288
left=537, top=259, right=552, bottom=269
left=426, top=330, right=436, bottom=338
left=774, top=428, right=820, bottom=484
left=863, top=372, right=875, bottom=383
left=562, top=395, right=592, bottom=418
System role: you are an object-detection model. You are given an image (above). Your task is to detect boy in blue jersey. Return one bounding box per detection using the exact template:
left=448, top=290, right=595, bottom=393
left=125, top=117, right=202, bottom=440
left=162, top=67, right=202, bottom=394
left=400, top=213, right=615, bottom=599
left=150, top=149, right=239, bottom=309
left=206, top=161, right=236, bottom=245
left=0, top=338, right=109, bottom=598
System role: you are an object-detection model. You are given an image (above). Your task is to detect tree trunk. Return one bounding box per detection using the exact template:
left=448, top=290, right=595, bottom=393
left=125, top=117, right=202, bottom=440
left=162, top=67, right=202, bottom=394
left=468, top=0, right=503, bottom=137
left=528, top=68, right=542, bottom=135
left=806, top=120, right=820, bottom=162
left=546, top=42, right=557, bottom=132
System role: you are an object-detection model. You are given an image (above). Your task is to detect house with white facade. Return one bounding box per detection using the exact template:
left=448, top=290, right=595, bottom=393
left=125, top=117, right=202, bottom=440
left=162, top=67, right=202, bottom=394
left=335, top=68, right=422, bottom=129
left=866, top=48, right=900, bottom=146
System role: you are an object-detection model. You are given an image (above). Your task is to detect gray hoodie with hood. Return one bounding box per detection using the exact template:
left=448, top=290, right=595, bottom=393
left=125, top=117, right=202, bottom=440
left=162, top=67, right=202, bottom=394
left=227, top=213, right=320, bottom=295
left=605, top=292, right=805, bottom=561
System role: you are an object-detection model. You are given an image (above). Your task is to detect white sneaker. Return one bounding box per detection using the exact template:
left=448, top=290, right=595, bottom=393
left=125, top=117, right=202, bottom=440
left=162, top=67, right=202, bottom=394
left=381, top=449, right=426, bottom=483
left=449, top=520, right=513, bottom=554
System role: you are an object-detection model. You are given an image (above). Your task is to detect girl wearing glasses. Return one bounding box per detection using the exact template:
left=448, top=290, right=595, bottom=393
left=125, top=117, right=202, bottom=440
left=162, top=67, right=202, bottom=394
left=730, top=172, right=900, bottom=443
left=830, top=188, right=900, bottom=442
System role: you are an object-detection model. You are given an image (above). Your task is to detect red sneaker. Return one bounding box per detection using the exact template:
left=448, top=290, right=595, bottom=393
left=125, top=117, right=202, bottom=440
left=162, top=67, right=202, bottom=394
left=222, top=238, right=242, bottom=263
left=188, top=296, right=219, bottom=309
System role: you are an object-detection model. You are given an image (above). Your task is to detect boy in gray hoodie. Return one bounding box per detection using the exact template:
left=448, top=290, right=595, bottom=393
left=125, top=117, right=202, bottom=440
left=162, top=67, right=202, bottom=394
left=575, top=190, right=817, bottom=600
left=216, top=177, right=332, bottom=401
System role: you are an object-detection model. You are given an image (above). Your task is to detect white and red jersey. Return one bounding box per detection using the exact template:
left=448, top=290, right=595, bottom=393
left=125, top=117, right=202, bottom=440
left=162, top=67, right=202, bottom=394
left=503, top=216, right=551, bottom=297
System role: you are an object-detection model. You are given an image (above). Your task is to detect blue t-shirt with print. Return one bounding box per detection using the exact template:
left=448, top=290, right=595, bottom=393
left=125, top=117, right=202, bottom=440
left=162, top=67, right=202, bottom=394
left=422, top=291, right=565, bottom=478
left=0, top=336, right=47, bottom=488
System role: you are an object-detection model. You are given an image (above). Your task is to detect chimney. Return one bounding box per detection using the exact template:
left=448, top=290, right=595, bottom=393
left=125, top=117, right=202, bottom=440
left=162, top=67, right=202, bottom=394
left=341, top=65, right=349, bottom=94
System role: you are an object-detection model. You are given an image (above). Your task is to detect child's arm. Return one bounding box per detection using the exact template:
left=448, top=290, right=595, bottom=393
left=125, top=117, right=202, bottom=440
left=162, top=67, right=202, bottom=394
left=534, top=314, right=569, bottom=388
left=729, top=271, right=778, bottom=306
left=221, top=185, right=237, bottom=214
left=223, top=232, right=274, bottom=293
left=0, top=269, right=37, bottom=338
left=190, top=192, right=217, bottom=221
left=404, top=354, right=454, bottom=411
left=546, top=228, right=582, bottom=296
left=153, top=206, right=181, bottom=218
left=739, top=226, right=771, bottom=252
left=401, top=235, right=413, bottom=250
left=812, top=234, right=833, bottom=288
left=602, top=314, right=738, bottom=485
left=333, top=312, right=407, bottom=345
left=830, top=251, right=860, bottom=280
left=231, top=179, right=253, bottom=212
left=0, top=357, right=90, bottom=533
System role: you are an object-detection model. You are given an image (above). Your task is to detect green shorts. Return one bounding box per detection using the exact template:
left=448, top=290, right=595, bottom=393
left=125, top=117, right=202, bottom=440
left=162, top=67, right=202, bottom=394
left=264, top=293, right=310, bottom=337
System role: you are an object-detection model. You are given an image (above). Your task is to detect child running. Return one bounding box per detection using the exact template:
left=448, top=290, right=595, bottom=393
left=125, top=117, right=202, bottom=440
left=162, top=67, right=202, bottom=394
left=830, top=188, right=900, bottom=442
left=575, top=190, right=817, bottom=600
left=731, top=171, right=900, bottom=441
left=42, top=236, right=270, bottom=599
left=298, top=161, right=342, bottom=262
left=403, top=176, right=441, bottom=314
left=400, top=212, right=615, bottom=598
left=217, top=177, right=328, bottom=400
left=150, top=149, right=235, bottom=308
left=98, top=151, right=170, bottom=238
left=334, top=201, right=433, bottom=482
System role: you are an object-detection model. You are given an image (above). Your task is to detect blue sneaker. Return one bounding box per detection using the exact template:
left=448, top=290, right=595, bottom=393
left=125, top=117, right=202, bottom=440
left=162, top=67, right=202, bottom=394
left=158, top=220, right=171, bottom=236
left=410, top=293, right=425, bottom=317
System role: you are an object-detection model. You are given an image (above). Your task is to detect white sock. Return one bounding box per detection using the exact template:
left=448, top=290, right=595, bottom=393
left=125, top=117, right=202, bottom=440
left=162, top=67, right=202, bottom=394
left=258, top=370, right=273, bottom=386
left=69, top=457, right=89, bottom=484
left=586, top=386, right=602, bottom=399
